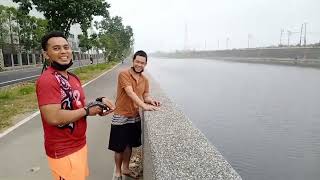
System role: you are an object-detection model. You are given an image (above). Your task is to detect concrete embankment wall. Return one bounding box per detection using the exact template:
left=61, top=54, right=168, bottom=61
left=164, top=47, right=320, bottom=60
left=142, top=82, right=242, bottom=180
left=154, top=47, right=320, bottom=68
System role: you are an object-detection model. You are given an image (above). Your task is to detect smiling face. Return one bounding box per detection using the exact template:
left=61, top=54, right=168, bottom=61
left=132, top=55, right=147, bottom=73
left=43, top=37, right=72, bottom=65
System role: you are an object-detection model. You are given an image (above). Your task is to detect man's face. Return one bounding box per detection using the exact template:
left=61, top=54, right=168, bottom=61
left=43, top=37, right=72, bottom=64
left=132, top=55, right=147, bottom=73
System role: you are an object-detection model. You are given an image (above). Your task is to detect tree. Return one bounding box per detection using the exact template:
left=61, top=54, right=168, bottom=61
left=31, top=18, right=47, bottom=51
left=95, top=16, right=134, bottom=61
left=78, top=34, right=93, bottom=52
left=120, top=26, right=134, bottom=57
left=4, top=7, right=19, bottom=54
left=0, top=5, right=47, bottom=54
left=13, top=0, right=110, bottom=36
left=16, top=12, right=34, bottom=51
left=0, top=5, right=10, bottom=49
left=90, top=33, right=101, bottom=54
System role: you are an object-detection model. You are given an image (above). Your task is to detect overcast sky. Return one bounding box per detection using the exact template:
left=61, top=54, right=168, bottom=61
left=106, top=0, right=320, bottom=52
left=2, top=0, right=320, bottom=53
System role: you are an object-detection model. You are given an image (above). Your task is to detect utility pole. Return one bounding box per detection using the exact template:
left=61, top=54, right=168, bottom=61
left=0, top=49, right=3, bottom=70
left=226, top=38, right=229, bottom=49
left=299, top=24, right=304, bottom=46
left=184, top=23, right=188, bottom=50
left=248, top=34, right=252, bottom=48
left=280, top=29, right=284, bottom=46
left=287, top=30, right=292, bottom=46
left=304, top=22, right=307, bottom=46
left=217, top=40, right=220, bottom=49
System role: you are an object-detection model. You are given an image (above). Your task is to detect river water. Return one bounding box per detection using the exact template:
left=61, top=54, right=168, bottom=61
left=147, top=57, right=320, bottom=180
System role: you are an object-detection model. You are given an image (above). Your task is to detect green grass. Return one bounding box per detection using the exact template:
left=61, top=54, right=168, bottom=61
left=0, top=91, right=12, bottom=100
left=0, top=82, right=38, bottom=129
left=0, top=61, right=119, bottom=131
left=18, top=85, right=35, bottom=95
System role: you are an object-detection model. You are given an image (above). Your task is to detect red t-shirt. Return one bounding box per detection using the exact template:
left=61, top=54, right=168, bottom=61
left=36, top=67, right=87, bottom=158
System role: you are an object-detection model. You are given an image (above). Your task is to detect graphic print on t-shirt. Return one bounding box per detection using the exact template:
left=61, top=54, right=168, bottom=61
left=54, top=72, right=77, bottom=133
left=73, top=90, right=82, bottom=107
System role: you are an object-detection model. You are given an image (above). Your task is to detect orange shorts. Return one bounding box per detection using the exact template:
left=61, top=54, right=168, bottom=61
left=47, top=145, right=89, bottom=180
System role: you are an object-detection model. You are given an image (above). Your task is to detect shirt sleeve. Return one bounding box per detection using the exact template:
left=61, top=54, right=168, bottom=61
left=36, top=76, right=61, bottom=106
left=118, top=72, right=132, bottom=89
left=144, top=78, right=150, bottom=94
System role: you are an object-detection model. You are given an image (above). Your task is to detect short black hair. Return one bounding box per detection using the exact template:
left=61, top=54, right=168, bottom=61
left=133, top=50, right=148, bottom=62
left=41, top=31, right=67, bottom=51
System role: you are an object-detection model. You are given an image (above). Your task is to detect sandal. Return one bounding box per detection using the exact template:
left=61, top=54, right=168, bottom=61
left=114, top=175, right=122, bottom=180
left=123, top=170, right=139, bottom=179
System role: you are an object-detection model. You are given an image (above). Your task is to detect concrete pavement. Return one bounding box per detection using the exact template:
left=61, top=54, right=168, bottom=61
left=0, top=60, right=133, bottom=180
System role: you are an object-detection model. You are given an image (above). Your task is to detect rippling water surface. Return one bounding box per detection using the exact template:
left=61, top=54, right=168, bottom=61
left=147, top=58, right=320, bottom=180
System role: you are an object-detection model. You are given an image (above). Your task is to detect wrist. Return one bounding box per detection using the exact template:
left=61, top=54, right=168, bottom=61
left=83, top=107, right=89, bottom=117
left=142, top=103, right=148, bottom=109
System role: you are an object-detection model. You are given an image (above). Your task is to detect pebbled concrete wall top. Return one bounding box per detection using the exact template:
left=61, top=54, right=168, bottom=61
left=142, top=83, right=242, bottom=180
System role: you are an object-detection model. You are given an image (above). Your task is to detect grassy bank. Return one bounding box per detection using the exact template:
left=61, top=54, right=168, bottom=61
left=0, top=61, right=118, bottom=131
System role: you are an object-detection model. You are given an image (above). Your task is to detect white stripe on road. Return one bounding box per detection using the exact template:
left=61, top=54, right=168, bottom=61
left=0, top=63, right=120, bottom=138
left=0, top=59, right=105, bottom=86
left=0, top=66, right=84, bottom=86
left=0, top=111, right=40, bottom=138
left=0, top=67, right=42, bottom=74
left=0, top=75, right=40, bottom=85
left=0, top=68, right=42, bottom=74
left=82, top=63, right=120, bottom=86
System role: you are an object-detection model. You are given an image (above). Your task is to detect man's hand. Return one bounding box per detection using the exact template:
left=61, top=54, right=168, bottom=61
left=142, top=104, right=159, bottom=111
left=87, top=106, right=103, bottom=116
left=86, top=101, right=106, bottom=116
left=149, top=100, right=161, bottom=107
left=100, top=97, right=115, bottom=116
left=144, top=95, right=161, bottom=107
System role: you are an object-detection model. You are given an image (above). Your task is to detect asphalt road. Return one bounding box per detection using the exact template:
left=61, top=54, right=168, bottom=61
left=0, top=59, right=106, bottom=87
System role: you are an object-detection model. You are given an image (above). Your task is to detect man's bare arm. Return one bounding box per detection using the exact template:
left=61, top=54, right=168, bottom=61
left=40, top=104, right=102, bottom=125
left=124, top=86, right=158, bottom=111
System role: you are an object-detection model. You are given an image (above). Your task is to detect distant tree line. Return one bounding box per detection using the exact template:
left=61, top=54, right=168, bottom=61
left=0, top=5, right=47, bottom=53
left=12, top=0, right=134, bottom=61
left=78, top=16, right=134, bottom=61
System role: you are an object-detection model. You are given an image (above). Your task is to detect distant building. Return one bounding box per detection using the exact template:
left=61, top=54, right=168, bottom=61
left=0, top=0, right=84, bottom=66
left=68, top=34, right=80, bottom=52
left=0, top=0, right=81, bottom=51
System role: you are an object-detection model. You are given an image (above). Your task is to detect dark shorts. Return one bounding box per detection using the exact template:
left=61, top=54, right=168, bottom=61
left=108, top=121, right=142, bottom=153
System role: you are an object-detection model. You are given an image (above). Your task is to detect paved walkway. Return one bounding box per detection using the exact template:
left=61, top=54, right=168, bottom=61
left=0, top=60, right=136, bottom=180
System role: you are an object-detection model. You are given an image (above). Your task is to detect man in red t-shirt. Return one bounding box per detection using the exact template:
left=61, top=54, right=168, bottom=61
left=36, top=31, right=114, bottom=180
